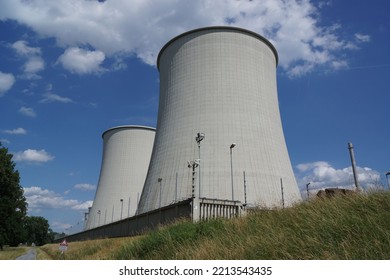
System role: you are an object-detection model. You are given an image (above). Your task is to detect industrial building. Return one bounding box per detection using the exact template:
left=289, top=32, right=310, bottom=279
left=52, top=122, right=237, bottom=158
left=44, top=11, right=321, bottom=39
left=82, top=26, right=302, bottom=235
left=85, top=125, right=155, bottom=230
left=137, top=26, right=302, bottom=218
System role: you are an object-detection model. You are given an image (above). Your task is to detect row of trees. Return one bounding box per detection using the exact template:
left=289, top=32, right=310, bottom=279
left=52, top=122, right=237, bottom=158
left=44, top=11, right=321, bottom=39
left=0, top=143, right=55, bottom=249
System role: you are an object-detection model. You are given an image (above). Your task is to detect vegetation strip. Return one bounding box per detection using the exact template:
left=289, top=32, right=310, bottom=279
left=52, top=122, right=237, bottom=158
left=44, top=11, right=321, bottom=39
left=36, top=192, right=390, bottom=260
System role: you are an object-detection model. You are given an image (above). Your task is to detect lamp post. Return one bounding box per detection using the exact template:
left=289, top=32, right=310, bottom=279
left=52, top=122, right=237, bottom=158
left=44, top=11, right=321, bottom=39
left=306, top=182, right=311, bottom=200
left=120, top=199, right=124, bottom=220
left=196, top=132, right=205, bottom=197
left=386, top=172, right=390, bottom=190
left=158, top=178, right=163, bottom=208
left=230, top=143, right=236, bottom=201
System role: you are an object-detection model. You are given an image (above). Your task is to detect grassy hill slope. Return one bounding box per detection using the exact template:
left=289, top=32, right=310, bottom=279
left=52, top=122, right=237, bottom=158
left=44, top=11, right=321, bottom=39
left=40, top=191, right=390, bottom=260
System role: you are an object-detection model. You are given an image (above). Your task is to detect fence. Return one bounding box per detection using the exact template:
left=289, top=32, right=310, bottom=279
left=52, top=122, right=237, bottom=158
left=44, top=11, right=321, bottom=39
left=199, top=198, right=244, bottom=220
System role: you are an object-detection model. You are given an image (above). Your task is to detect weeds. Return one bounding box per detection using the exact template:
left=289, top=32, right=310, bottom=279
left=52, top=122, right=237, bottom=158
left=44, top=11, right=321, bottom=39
left=38, top=191, right=390, bottom=260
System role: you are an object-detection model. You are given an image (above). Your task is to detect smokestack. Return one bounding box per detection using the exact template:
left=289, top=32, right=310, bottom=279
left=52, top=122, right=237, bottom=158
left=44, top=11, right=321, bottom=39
left=348, top=142, right=360, bottom=190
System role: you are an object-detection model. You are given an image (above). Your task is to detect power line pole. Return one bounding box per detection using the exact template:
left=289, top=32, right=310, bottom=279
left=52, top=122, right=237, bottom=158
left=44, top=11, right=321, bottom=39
left=348, top=142, right=361, bottom=191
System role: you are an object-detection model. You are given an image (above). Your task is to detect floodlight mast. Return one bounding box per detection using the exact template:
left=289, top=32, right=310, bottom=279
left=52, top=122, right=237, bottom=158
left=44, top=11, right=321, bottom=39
left=196, top=133, right=205, bottom=197
left=120, top=199, right=124, bottom=220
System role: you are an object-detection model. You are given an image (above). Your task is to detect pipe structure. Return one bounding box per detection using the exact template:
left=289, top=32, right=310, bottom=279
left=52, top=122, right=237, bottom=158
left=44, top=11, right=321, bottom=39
left=348, top=142, right=361, bottom=190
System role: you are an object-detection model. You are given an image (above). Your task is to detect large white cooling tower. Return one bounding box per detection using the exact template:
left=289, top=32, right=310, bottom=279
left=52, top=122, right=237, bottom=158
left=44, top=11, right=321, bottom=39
left=138, top=26, right=302, bottom=214
left=85, top=125, right=155, bottom=229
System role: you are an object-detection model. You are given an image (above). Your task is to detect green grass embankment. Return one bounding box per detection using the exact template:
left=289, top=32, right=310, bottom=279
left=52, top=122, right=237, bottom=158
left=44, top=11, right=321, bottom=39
left=40, top=191, right=390, bottom=260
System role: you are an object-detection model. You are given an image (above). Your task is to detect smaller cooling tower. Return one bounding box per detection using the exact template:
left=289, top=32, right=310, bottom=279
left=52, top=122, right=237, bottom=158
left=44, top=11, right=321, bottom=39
left=85, top=125, right=155, bottom=230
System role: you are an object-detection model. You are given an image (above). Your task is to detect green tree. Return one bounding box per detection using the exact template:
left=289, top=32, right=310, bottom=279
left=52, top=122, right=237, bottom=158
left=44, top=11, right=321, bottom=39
left=24, top=216, right=53, bottom=246
left=0, top=143, right=28, bottom=249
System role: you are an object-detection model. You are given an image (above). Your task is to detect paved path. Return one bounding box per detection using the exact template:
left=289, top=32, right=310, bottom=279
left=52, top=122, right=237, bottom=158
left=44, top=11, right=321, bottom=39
left=16, top=248, right=37, bottom=260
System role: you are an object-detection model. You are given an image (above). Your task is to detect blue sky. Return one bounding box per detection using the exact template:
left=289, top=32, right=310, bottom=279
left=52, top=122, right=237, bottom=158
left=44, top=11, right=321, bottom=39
left=0, top=0, right=389, bottom=234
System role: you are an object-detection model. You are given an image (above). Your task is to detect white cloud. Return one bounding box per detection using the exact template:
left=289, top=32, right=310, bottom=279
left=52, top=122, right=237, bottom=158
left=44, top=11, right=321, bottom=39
left=74, top=183, right=96, bottom=191
left=331, top=60, right=349, bottom=70
left=0, top=71, right=16, bottom=96
left=11, top=40, right=41, bottom=56
left=11, top=40, right=45, bottom=79
left=51, top=221, right=73, bottom=232
left=19, top=106, right=37, bottom=117
left=72, top=201, right=94, bottom=210
left=3, top=127, right=27, bottom=135
left=13, top=149, right=54, bottom=163
left=0, top=0, right=370, bottom=77
left=0, top=139, right=11, bottom=145
left=38, top=84, right=74, bottom=103
left=57, top=47, right=105, bottom=74
left=24, top=186, right=93, bottom=211
left=22, top=56, right=45, bottom=78
left=355, top=33, right=370, bottom=43
left=24, top=186, right=52, bottom=196
left=39, top=92, right=74, bottom=103
left=295, top=161, right=383, bottom=194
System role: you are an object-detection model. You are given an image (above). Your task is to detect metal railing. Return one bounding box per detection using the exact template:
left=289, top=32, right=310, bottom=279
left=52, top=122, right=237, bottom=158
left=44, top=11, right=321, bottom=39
left=199, top=198, right=244, bottom=220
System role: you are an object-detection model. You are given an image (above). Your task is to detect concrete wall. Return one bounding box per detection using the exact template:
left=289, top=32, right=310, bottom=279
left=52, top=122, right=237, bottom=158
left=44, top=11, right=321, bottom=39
left=60, top=199, right=192, bottom=242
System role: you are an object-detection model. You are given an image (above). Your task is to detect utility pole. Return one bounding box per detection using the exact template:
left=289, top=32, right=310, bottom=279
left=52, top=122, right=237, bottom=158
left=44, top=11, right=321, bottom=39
left=120, top=199, right=123, bottom=220
left=158, top=178, right=163, bottom=208
left=280, top=178, right=285, bottom=209
left=230, top=143, right=236, bottom=201
left=348, top=142, right=361, bottom=191
left=243, top=171, right=247, bottom=207
left=306, top=182, right=311, bottom=200
left=188, top=160, right=200, bottom=222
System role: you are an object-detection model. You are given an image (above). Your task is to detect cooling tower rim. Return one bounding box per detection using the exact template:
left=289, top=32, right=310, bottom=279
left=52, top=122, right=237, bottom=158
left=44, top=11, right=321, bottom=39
left=157, top=26, right=279, bottom=70
left=102, top=125, right=156, bottom=139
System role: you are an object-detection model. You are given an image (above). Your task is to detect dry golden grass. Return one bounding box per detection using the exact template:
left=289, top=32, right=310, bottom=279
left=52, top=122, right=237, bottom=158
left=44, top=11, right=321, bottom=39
left=36, top=247, right=53, bottom=260
left=0, top=246, right=29, bottom=260
left=36, top=191, right=390, bottom=260
left=40, top=236, right=140, bottom=260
